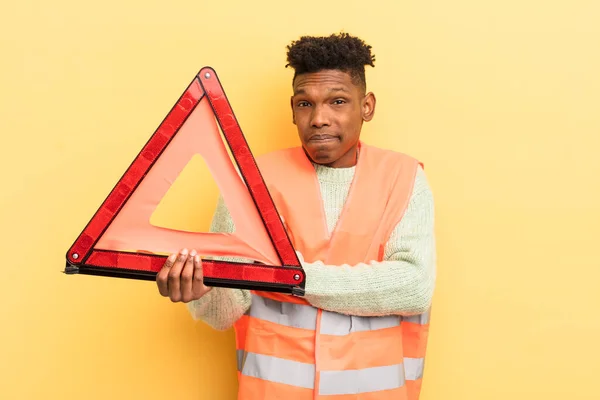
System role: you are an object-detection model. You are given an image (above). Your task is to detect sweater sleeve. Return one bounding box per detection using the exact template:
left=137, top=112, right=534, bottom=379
left=186, top=195, right=253, bottom=331
left=301, top=166, right=436, bottom=317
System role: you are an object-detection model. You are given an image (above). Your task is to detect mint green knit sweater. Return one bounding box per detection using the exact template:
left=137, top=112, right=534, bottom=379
left=187, top=163, right=436, bottom=330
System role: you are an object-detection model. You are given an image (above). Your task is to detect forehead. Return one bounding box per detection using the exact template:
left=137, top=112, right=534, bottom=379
left=293, top=70, right=357, bottom=95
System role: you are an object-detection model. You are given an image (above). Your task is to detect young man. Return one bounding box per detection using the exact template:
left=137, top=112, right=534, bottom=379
left=156, top=33, right=436, bottom=399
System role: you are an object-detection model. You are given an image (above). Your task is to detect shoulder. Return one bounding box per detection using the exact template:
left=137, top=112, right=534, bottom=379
left=363, top=143, right=431, bottom=199
left=255, top=146, right=307, bottom=184
left=412, top=164, right=433, bottom=200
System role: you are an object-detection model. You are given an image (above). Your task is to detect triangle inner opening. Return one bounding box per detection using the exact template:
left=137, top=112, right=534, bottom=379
left=149, top=153, right=234, bottom=233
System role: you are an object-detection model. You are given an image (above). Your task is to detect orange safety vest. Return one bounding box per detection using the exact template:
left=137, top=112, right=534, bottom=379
left=233, top=141, right=431, bottom=399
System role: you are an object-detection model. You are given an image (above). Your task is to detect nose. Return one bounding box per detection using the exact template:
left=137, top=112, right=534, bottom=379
left=310, top=105, right=330, bottom=129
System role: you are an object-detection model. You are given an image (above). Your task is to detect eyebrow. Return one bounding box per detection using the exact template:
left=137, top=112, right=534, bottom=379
left=293, top=87, right=350, bottom=95
left=329, top=87, right=350, bottom=94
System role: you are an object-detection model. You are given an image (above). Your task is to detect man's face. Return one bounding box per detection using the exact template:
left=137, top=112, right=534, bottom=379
left=290, top=69, right=375, bottom=168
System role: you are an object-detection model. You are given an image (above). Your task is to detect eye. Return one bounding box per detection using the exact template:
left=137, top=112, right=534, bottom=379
left=297, top=101, right=310, bottom=107
left=333, top=99, right=346, bottom=105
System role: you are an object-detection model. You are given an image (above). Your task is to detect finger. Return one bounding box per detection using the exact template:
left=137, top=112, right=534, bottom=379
left=192, top=254, right=208, bottom=298
left=156, top=253, right=176, bottom=297
left=180, top=249, right=196, bottom=302
left=168, top=248, right=187, bottom=302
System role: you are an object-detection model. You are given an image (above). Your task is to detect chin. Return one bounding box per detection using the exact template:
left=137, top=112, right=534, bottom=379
left=310, top=152, right=338, bottom=165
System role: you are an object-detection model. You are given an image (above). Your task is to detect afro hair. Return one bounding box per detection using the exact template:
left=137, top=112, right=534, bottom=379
left=285, top=32, right=375, bottom=91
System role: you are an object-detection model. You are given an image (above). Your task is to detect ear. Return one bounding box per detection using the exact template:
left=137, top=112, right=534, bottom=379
left=290, top=95, right=296, bottom=125
left=362, top=92, right=376, bottom=122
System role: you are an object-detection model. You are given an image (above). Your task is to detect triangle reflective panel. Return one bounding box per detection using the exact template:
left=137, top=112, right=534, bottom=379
left=65, top=67, right=305, bottom=296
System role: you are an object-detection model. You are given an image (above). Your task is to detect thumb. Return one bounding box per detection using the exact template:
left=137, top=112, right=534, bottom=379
left=192, top=255, right=211, bottom=298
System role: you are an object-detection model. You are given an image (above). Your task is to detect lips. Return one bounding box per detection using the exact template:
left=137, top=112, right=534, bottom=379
left=309, top=134, right=338, bottom=142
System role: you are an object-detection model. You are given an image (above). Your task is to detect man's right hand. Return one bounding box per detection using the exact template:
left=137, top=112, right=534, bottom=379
left=156, top=248, right=212, bottom=303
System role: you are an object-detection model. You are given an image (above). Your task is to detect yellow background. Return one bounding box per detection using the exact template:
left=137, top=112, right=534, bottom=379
left=1, top=0, right=599, bottom=399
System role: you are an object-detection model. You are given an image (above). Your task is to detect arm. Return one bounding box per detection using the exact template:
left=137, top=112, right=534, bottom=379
left=301, top=166, right=436, bottom=317
left=186, top=195, right=253, bottom=331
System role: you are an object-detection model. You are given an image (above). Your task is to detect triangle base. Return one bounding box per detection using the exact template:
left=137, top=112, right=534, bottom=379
left=64, top=254, right=305, bottom=295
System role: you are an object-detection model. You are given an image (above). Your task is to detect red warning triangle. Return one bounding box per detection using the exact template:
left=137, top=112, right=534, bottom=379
left=65, top=67, right=305, bottom=295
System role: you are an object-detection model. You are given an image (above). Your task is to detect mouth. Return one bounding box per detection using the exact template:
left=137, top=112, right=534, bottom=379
left=309, top=134, right=339, bottom=142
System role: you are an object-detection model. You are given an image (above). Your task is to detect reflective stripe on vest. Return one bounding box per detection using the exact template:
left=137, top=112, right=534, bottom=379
left=239, top=351, right=426, bottom=395
left=236, top=294, right=429, bottom=396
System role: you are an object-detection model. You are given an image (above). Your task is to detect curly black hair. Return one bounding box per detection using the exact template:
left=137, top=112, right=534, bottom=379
left=285, top=32, right=375, bottom=91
